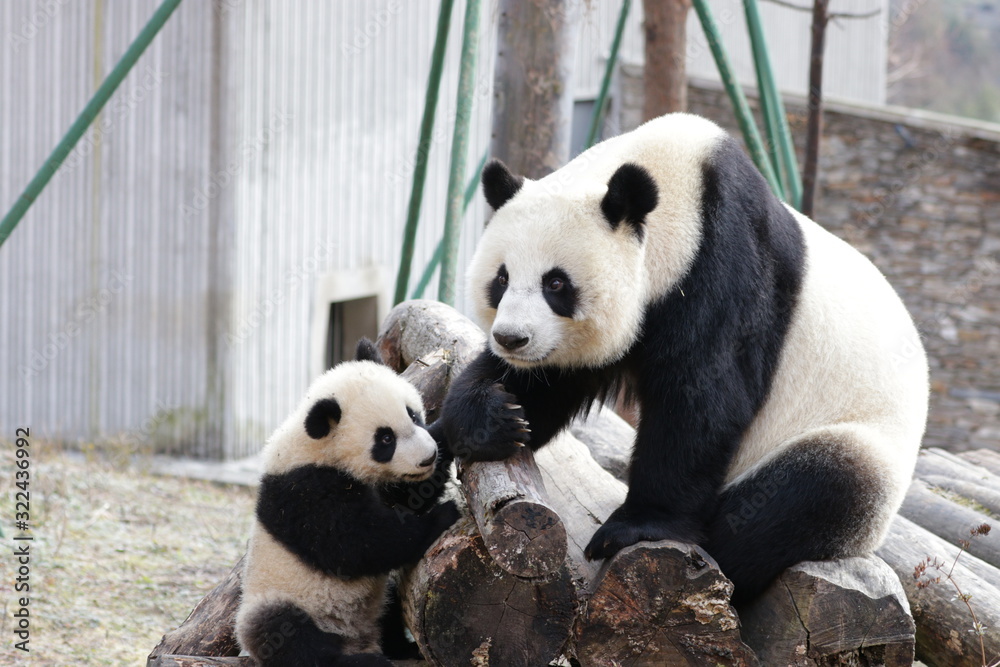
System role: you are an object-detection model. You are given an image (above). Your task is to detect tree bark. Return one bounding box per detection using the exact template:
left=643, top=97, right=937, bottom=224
left=899, top=479, right=1000, bottom=569
left=801, top=0, right=829, bottom=218
left=643, top=0, right=693, bottom=118
left=740, top=556, right=915, bottom=666
left=492, top=0, right=582, bottom=177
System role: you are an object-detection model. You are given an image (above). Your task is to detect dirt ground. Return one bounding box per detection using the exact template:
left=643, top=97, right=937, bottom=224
left=0, top=440, right=256, bottom=665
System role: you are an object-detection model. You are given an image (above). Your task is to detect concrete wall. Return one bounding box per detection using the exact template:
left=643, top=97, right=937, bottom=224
left=622, top=72, right=1000, bottom=452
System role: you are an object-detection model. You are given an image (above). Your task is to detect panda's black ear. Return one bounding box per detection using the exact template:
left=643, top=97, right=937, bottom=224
left=601, top=163, right=658, bottom=238
left=482, top=159, right=524, bottom=212
left=304, top=398, right=341, bottom=439
left=355, top=337, right=385, bottom=365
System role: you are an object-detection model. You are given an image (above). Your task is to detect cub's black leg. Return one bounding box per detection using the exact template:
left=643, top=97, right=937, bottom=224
left=379, top=580, right=421, bottom=660
left=704, top=439, right=888, bottom=606
left=241, top=601, right=389, bottom=667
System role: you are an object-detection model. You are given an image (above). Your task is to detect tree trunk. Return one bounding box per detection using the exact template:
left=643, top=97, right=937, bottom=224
left=492, top=0, right=582, bottom=177
left=801, top=0, right=829, bottom=218
left=643, top=0, right=692, bottom=118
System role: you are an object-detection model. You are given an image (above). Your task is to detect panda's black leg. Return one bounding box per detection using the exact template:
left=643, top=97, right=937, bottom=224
left=379, top=580, right=421, bottom=660
left=704, top=439, right=889, bottom=606
left=241, top=601, right=367, bottom=667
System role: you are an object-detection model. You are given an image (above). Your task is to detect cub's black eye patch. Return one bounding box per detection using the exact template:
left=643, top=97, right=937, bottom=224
left=488, top=264, right=508, bottom=309
left=406, top=406, right=424, bottom=426
left=542, top=268, right=577, bottom=318
left=372, top=427, right=397, bottom=463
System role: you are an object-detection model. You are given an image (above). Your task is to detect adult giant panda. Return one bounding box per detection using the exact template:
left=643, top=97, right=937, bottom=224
left=236, top=340, right=459, bottom=666
left=435, top=113, right=928, bottom=604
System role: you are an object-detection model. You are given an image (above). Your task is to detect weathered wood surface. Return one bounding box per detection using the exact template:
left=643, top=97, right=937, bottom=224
left=377, top=299, right=486, bottom=375
left=147, top=557, right=244, bottom=666
left=740, top=556, right=914, bottom=666
left=900, top=479, right=1000, bottom=569
left=148, top=658, right=250, bottom=667
left=918, top=474, right=1000, bottom=520
left=568, top=405, right=632, bottom=483
left=959, top=448, right=1000, bottom=478
left=915, top=447, right=1000, bottom=490
left=400, top=515, right=577, bottom=667
left=877, top=514, right=1000, bottom=667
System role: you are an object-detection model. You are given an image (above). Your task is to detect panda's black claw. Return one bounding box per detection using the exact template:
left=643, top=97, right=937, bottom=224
left=514, top=441, right=526, bottom=448
left=505, top=403, right=522, bottom=411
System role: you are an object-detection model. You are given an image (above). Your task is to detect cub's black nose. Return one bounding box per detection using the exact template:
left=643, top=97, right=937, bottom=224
left=494, top=332, right=529, bottom=350
left=419, top=452, right=437, bottom=468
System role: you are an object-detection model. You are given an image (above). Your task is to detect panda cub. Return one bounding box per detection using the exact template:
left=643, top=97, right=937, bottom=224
left=437, top=113, right=929, bottom=604
left=236, top=339, right=459, bottom=666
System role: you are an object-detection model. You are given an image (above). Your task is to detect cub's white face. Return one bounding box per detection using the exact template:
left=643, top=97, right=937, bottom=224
left=264, top=362, right=439, bottom=485
left=469, top=181, right=649, bottom=369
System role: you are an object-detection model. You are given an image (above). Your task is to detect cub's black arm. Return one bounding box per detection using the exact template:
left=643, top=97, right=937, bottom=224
left=256, top=465, right=460, bottom=578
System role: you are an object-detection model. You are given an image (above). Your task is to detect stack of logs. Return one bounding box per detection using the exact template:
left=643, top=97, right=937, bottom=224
left=148, top=300, right=1000, bottom=667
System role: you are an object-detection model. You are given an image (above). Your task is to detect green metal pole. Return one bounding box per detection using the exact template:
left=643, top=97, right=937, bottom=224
left=0, top=0, right=183, bottom=249
left=437, top=0, right=482, bottom=306
left=393, top=0, right=456, bottom=305
left=411, top=150, right=487, bottom=300
left=585, top=0, right=631, bottom=150
left=691, top=0, right=782, bottom=198
left=744, top=0, right=802, bottom=208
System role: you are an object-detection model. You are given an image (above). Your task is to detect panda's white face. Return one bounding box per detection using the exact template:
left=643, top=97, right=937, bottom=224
left=264, top=362, right=439, bottom=485
left=469, top=172, right=651, bottom=370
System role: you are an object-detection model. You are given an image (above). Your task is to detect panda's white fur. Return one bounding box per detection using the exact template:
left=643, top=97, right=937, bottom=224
left=445, top=112, right=929, bottom=602
left=236, top=355, right=455, bottom=664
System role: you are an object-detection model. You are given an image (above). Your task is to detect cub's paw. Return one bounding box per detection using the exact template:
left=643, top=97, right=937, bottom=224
left=584, top=511, right=700, bottom=561
left=428, top=500, right=461, bottom=538
left=449, top=383, right=531, bottom=462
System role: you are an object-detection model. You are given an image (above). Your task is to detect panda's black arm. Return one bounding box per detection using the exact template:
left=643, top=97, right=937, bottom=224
left=256, top=465, right=460, bottom=578
left=377, top=436, right=454, bottom=514
left=437, top=347, right=614, bottom=461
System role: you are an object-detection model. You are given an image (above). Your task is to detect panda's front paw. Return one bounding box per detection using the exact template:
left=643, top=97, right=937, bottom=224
left=584, top=510, right=701, bottom=561
left=448, top=383, right=531, bottom=462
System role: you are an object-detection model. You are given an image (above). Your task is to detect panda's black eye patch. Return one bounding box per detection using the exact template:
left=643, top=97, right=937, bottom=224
left=406, top=406, right=423, bottom=426
left=372, top=427, right=396, bottom=463
left=542, top=268, right=577, bottom=318
left=489, top=264, right=509, bottom=309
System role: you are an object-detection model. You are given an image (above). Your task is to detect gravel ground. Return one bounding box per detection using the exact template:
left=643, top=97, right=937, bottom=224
left=0, top=440, right=256, bottom=665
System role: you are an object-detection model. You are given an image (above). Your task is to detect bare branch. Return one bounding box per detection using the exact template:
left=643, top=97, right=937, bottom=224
left=762, top=0, right=880, bottom=21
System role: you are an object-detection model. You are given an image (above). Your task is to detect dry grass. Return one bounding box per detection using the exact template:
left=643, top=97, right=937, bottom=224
left=0, top=440, right=255, bottom=665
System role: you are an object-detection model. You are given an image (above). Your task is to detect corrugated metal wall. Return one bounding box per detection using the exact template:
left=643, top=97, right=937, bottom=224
left=2, top=0, right=885, bottom=458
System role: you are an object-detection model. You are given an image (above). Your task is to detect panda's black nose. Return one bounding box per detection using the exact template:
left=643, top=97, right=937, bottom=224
left=419, top=452, right=437, bottom=468
left=494, top=332, right=530, bottom=350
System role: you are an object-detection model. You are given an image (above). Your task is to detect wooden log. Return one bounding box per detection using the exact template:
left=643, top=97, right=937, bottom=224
left=458, top=448, right=567, bottom=577
left=400, top=515, right=577, bottom=667
left=915, top=447, right=1000, bottom=491
left=899, top=479, right=1000, bottom=569
left=536, top=433, right=756, bottom=666
left=739, top=556, right=914, bottom=666
left=959, top=448, right=1000, bottom=478
left=877, top=515, right=1000, bottom=667
left=147, top=557, right=244, bottom=666
left=920, top=474, right=1000, bottom=517
left=379, top=301, right=568, bottom=578
left=568, top=405, right=632, bottom=483
left=148, top=658, right=250, bottom=667
left=376, top=299, right=486, bottom=374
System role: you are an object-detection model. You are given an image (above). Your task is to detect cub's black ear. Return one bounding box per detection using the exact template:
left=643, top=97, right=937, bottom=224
left=355, top=337, right=384, bottom=365
left=304, top=398, right=342, bottom=439
left=482, top=159, right=524, bottom=211
left=601, top=163, right=658, bottom=238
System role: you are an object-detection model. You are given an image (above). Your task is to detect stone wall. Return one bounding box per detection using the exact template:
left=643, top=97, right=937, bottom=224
left=620, top=70, right=1000, bottom=452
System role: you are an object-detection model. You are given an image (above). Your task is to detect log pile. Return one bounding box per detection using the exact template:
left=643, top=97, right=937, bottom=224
left=149, top=300, right=1000, bottom=667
